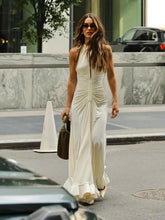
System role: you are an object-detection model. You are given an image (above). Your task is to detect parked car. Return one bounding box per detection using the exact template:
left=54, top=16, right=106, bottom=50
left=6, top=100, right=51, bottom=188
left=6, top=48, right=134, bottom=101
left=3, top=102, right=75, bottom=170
left=0, top=156, right=103, bottom=220
left=110, top=27, right=165, bottom=52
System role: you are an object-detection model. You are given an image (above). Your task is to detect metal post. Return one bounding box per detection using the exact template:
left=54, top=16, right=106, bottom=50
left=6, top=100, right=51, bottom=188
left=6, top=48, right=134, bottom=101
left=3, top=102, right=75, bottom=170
left=143, top=0, right=147, bottom=26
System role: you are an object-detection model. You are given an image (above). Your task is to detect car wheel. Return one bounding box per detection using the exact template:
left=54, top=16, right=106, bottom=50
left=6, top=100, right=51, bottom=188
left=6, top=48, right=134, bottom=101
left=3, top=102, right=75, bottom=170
left=140, top=47, right=153, bottom=52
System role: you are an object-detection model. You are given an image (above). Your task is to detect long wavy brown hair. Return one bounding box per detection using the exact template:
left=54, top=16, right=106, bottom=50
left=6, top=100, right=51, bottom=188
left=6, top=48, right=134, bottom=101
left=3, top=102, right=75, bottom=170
left=74, top=13, right=109, bottom=72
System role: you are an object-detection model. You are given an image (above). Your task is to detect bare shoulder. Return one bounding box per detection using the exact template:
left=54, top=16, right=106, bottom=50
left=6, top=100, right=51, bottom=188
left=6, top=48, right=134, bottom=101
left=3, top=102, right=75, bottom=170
left=69, top=47, right=80, bottom=61
left=70, top=47, right=78, bottom=55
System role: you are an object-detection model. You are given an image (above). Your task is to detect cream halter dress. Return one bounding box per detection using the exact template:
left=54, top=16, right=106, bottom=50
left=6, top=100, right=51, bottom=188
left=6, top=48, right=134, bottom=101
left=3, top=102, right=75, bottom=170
left=64, top=44, right=110, bottom=204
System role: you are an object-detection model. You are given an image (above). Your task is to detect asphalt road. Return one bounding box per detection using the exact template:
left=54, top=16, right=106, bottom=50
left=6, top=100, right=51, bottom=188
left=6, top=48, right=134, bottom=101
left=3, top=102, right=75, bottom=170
left=1, top=141, right=165, bottom=220
left=0, top=111, right=165, bottom=135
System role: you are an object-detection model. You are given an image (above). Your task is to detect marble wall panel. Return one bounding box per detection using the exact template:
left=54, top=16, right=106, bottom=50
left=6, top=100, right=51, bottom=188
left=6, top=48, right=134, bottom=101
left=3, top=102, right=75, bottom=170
left=0, top=69, right=32, bottom=109
left=117, top=67, right=133, bottom=105
left=105, top=67, right=133, bottom=106
left=113, top=52, right=165, bottom=64
left=0, top=54, right=33, bottom=67
left=32, top=68, right=69, bottom=108
left=0, top=53, right=164, bottom=109
left=132, top=67, right=165, bottom=104
left=32, top=54, right=69, bottom=65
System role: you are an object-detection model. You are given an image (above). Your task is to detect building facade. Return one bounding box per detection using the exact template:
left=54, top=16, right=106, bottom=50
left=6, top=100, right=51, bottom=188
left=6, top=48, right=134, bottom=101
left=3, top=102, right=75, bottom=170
left=0, top=0, right=22, bottom=53
left=0, top=0, right=165, bottom=53
left=0, top=0, right=37, bottom=53
left=72, top=0, right=143, bottom=46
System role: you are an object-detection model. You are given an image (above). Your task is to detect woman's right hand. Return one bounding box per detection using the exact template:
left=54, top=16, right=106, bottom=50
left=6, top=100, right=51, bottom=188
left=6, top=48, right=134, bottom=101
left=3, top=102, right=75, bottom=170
left=61, top=107, right=70, bottom=120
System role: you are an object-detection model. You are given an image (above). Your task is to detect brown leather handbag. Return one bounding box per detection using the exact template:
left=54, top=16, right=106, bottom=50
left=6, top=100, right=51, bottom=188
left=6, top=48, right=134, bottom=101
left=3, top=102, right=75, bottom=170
left=57, top=116, right=70, bottom=160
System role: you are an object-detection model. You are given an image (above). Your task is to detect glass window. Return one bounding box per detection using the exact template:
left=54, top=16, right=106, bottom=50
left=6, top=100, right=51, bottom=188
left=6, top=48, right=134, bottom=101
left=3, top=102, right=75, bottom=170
left=149, top=31, right=158, bottom=41
left=72, top=0, right=143, bottom=46
left=0, top=0, right=22, bottom=53
left=134, top=30, right=158, bottom=41
left=112, top=0, right=143, bottom=41
left=122, top=29, right=136, bottom=41
left=134, top=30, right=148, bottom=40
left=100, top=0, right=113, bottom=42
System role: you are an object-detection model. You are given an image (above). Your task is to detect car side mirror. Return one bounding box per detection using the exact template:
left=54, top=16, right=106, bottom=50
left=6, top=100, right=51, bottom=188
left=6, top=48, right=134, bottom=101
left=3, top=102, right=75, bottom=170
left=116, top=37, right=121, bottom=43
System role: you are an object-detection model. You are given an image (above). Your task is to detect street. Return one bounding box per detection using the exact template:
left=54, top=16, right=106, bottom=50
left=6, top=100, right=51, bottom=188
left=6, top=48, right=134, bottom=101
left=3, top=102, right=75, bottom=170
left=1, top=141, right=165, bottom=220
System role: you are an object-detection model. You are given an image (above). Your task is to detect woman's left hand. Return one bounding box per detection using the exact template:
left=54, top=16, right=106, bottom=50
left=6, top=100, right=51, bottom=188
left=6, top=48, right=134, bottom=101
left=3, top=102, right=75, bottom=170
left=61, top=107, right=70, bottom=120
left=111, top=102, right=119, bottom=119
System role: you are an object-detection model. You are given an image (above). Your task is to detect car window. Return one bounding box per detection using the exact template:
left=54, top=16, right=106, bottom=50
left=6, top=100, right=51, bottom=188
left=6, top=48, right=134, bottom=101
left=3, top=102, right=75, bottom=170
left=150, top=31, right=158, bottom=41
left=134, top=30, right=158, bottom=41
left=122, top=29, right=136, bottom=42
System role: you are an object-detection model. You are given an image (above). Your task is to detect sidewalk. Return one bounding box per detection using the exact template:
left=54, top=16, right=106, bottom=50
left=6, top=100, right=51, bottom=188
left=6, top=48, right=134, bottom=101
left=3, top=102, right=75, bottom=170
left=0, top=105, right=165, bottom=149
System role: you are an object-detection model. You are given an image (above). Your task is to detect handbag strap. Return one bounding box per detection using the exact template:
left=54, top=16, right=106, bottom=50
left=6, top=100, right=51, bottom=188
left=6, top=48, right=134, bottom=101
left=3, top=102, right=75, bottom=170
left=62, top=115, right=70, bottom=132
left=63, top=115, right=69, bottom=124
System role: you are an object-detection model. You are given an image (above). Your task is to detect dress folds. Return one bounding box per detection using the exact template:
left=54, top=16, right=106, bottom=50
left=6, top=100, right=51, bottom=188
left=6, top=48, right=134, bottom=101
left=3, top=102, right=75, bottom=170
left=63, top=44, right=110, bottom=203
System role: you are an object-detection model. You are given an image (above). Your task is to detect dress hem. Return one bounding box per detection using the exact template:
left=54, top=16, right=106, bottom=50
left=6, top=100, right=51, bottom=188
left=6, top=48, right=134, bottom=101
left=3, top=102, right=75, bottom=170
left=63, top=174, right=110, bottom=204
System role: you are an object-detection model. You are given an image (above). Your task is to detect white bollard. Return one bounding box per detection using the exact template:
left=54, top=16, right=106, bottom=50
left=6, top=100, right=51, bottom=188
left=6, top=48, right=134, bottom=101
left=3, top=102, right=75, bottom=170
left=34, top=101, right=57, bottom=153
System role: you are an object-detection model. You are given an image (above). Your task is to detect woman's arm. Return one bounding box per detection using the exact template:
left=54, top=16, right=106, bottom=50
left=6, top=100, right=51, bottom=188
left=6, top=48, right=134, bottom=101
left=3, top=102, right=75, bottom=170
left=61, top=48, right=78, bottom=119
left=106, top=45, right=119, bottom=118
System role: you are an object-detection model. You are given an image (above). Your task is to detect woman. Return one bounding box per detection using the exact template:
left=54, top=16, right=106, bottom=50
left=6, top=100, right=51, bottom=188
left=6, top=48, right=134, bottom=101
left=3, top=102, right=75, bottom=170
left=61, top=13, right=119, bottom=205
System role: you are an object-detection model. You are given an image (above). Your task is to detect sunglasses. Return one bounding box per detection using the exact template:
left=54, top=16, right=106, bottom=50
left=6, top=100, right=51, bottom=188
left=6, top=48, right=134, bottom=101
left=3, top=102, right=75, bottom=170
left=82, top=23, right=96, bottom=28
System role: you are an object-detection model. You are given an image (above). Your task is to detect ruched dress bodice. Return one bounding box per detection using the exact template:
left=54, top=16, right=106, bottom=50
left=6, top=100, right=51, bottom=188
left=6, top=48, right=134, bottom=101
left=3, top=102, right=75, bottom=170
left=64, top=44, right=109, bottom=204
left=74, top=45, right=107, bottom=108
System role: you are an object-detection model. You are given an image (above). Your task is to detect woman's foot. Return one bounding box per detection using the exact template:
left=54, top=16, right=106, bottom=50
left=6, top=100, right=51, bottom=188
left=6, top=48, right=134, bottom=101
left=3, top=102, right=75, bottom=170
left=98, top=186, right=106, bottom=198
left=78, top=193, right=95, bottom=205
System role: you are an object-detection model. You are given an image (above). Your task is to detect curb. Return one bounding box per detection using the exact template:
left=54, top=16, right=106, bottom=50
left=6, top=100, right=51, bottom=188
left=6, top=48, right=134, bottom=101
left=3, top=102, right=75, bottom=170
left=0, top=134, right=165, bottom=149
left=0, top=142, right=40, bottom=150
left=106, top=133, right=165, bottom=145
